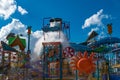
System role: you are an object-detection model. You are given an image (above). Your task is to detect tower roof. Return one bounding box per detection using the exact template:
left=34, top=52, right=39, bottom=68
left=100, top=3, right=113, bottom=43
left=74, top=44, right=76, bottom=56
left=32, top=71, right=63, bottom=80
left=8, top=35, right=26, bottom=51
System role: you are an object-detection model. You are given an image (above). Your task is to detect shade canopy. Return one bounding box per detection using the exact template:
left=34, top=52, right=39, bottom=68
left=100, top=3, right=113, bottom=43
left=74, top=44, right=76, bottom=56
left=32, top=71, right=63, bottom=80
left=1, top=41, right=18, bottom=52
left=88, top=37, right=120, bottom=47
left=70, top=43, right=92, bottom=52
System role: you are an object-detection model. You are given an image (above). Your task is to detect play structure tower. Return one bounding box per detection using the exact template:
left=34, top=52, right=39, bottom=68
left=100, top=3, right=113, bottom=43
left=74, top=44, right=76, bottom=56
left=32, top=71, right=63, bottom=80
left=42, top=42, right=62, bottom=80
left=41, top=18, right=70, bottom=80
left=42, top=18, right=70, bottom=40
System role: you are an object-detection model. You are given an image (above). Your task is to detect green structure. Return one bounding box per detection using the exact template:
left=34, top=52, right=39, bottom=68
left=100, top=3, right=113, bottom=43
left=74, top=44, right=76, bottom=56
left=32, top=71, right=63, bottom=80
left=7, top=35, right=26, bottom=51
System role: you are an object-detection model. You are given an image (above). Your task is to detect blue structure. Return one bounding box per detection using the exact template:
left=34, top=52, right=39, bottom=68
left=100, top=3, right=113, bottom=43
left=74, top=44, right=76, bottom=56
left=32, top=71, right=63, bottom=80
left=70, top=43, right=92, bottom=52
left=112, top=48, right=120, bottom=52
left=42, top=26, right=61, bottom=32
left=42, top=18, right=62, bottom=32
left=110, top=74, right=120, bottom=80
left=42, top=18, right=70, bottom=40
left=88, top=37, right=120, bottom=47
left=1, top=41, right=18, bottom=52
left=87, top=37, right=120, bottom=80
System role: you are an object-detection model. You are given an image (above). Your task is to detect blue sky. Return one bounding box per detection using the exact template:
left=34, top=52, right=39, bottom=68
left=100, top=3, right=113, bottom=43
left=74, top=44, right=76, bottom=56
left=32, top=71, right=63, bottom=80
left=0, top=0, right=120, bottom=43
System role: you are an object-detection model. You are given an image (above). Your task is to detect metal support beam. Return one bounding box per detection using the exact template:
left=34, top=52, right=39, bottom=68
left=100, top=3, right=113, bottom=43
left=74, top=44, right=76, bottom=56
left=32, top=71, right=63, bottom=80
left=59, top=44, right=63, bottom=80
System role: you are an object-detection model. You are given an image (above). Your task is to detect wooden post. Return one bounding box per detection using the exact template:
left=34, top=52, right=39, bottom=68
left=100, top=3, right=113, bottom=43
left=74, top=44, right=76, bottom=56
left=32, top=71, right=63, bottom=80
left=2, top=51, right=4, bottom=68
left=8, top=52, right=11, bottom=68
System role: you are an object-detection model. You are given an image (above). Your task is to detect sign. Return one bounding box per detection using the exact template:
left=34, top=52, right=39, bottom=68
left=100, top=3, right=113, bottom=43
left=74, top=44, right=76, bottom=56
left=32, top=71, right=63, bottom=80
left=63, top=47, right=74, bottom=57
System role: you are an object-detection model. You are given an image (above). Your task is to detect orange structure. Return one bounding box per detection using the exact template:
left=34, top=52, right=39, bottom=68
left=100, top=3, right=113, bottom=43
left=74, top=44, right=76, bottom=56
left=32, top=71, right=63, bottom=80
left=8, top=35, right=26, bottom=51
left=107, top=23, right=112, bottom=35
left=70, top=51, right=96, bottom=75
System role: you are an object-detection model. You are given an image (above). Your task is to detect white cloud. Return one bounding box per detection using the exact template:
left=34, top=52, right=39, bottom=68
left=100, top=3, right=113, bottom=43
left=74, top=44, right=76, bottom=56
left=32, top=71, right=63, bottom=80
left=32, top=30, right=43, bottom=39
left=33, top=31, right=69, bottom=61
left=0, top=0, right=17, bottom=20
left=82, top=9, right=109, bottom=29
left=97, top=31, right=107, bottom=40
left=88, top=27, right=99, bottom=36
left=0, top=18, right=26, bottom=41
left=0, top=18, right=42, bottom=54
left=18, top=6, right=28, bottom=15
